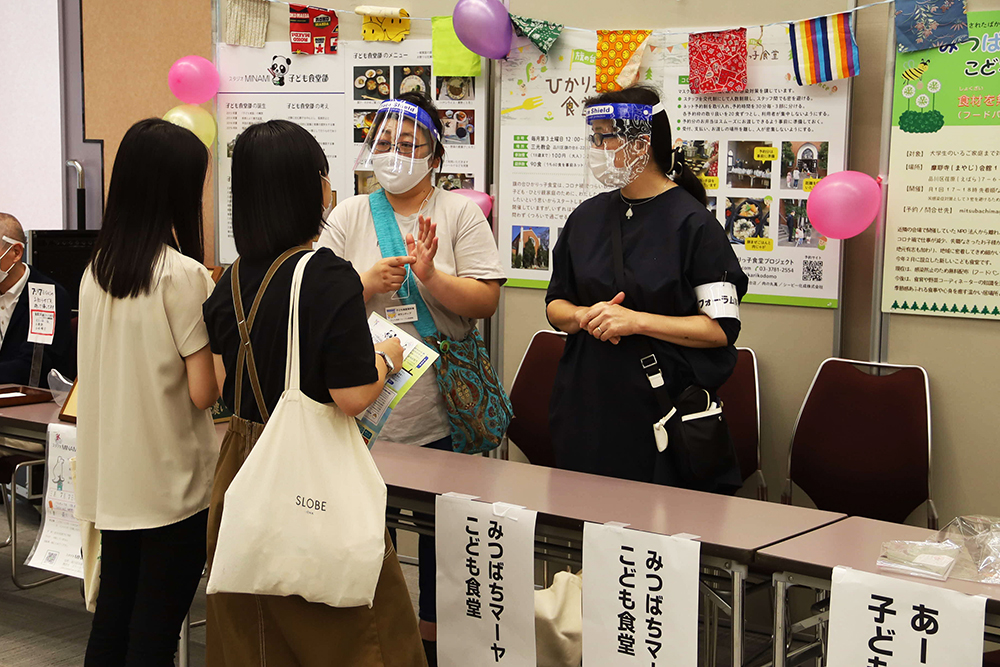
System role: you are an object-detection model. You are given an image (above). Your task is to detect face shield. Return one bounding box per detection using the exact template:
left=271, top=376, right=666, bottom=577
left=354, top=99, right=440, bottom=194
left=583, top=103, right=653, bottom=189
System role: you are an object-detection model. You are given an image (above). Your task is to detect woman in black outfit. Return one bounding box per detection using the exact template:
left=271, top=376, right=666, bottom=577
left=546, top=86, right=749, bottom=493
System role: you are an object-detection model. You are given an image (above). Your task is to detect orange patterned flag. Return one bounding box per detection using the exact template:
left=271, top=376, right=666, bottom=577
left=596, top=30, right=652, bottom=92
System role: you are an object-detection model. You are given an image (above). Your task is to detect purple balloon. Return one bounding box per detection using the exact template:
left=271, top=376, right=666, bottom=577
left=168, top=55, right=220, bottom=105
left=453, top=0, right=513, bottom=60
left=453, top=189, right=493, bottom=218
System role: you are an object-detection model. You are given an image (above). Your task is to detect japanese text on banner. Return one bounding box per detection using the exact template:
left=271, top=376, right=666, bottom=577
left=436, top=495, right=537, bottom=666
left=827, top=566, right=986, bottom=667
left=582, top=522, right=700, bottom=666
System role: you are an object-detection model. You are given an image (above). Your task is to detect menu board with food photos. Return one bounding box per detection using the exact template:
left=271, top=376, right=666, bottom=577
left=216, top=39, right=488, bottom=265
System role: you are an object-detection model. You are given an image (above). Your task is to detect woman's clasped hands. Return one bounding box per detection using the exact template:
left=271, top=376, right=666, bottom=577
left=578, top=292, right=642, bottom=345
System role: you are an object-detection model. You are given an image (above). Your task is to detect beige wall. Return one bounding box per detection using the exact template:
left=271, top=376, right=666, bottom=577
left=83, top=0, right=216, bottom=264
left=230, top=0, right=1000, bottom=523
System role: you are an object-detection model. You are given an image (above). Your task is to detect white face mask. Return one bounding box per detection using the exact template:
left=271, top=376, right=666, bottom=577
left=372, top=153, right=432, bottom=195
left=0, top=238, right=22, bottom=283
left=588, top=147, right=637, bottom=188
left=320, top=175, right=335, bottom=220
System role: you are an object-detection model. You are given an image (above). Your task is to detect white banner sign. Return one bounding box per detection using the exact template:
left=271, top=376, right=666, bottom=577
left=437, top=494, right=538, bottom=667
left=582, top=522, right=700, bottom=667
left=26, top=282, right=56, bottom=344
left=827, top=566, right=986, bottom=667
left=25, top=424, right=83, bottom=578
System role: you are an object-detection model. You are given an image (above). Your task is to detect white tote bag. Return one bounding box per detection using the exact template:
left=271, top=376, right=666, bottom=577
left=207, top=251, right=388, bottom=608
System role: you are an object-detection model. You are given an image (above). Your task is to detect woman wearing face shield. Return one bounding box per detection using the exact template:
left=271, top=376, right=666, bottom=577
left=318, top=92, right=505, bottom=665
left=546, top=85, right=750, bottom=493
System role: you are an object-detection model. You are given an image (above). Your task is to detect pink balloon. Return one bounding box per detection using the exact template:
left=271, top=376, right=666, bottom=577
left=806, top=171, right=881, bottom=240
left=452, top=0, right=513, bottom=60
left=453, top=189, right=493, bottom=218
left=168, top=55, right=220, bottom=105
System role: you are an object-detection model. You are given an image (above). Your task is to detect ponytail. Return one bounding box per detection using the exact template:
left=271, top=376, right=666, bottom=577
left=650, top=107, right=707, bottom=207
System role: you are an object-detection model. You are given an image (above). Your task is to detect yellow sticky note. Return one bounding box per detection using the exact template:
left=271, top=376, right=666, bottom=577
left=698, top=176, right=719, bottom=190
left=362, top=9, right=410, bottom=42
left=744, top=237, right=774, bottom=252
left=803, top=178, right=820, bottom=192
left=754, top=146, right=779, bottom=161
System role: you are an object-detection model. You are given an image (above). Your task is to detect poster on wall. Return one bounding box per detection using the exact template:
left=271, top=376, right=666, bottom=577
left=498, top=26, right=848, bottom=308
left=882, top=10, right=1000, bottom=320
left=216, top=40, right=487, bottom=265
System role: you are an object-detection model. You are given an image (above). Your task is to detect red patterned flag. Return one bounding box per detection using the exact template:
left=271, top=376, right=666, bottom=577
left=290, top=5, right=339, bottom=54
left=688, top=28, right=747, bottom=94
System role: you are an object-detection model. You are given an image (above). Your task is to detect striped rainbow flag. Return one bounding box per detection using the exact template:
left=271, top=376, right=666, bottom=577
left=789, top=11, right=860, bottom=86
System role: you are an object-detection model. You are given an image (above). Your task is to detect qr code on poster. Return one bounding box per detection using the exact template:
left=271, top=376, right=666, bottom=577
left=803, top=260, right=824, bottom=282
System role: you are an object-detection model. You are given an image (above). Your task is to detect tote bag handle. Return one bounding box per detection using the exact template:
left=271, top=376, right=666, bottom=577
left=284, top=251, right=316, bottom=392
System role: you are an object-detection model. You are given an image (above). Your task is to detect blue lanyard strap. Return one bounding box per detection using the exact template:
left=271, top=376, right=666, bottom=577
left=368, top=189, right=438, bottom=339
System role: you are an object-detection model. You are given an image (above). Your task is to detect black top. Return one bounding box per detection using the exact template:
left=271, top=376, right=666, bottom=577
left=545, top=187, right=749, bottom=488
left=203, top=248, right=378, bottom=423
left=0, top=266, right=76, bottom=387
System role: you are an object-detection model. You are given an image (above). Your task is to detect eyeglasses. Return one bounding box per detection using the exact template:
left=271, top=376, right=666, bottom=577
left=589, top=131, right=623, bottom=148
left=373, top=140, right=429, bottom=157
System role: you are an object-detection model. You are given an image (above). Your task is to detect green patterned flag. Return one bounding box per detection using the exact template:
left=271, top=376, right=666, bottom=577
left=510, top=14, right=564, bottom=54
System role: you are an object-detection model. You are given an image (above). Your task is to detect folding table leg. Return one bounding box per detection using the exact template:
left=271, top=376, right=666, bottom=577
left=774, top=577, right=788, bottom=667
left=178, top=612, right=190, bottom=667
left=7, top=461, right=63, bottom=590
left=731, top=565, right=746, bottom=667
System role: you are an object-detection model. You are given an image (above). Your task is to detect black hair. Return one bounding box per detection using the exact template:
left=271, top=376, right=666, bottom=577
left=230, top=120, right=330, bottom=260
left=396, top=91, right=446, bottom=164
left=583, top=84, right=708, bottom=206
left=91, top=118, right=207, bottom=298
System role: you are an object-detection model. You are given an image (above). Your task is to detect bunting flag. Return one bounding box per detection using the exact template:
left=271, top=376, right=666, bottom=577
left=595, top=30, right=652, bottom=92
left=510, top=14, right=564, bottom=54
left=895, top=0, right=969, bottom=53
left=789, top=12, right=860, bottom=86
left=432, top=16, right=482, bottom=77
left=289, top=5, right=339, bottom=54
left=689, top=28, right=747, bottom=94
left=362, top=8, right=411, bottom=43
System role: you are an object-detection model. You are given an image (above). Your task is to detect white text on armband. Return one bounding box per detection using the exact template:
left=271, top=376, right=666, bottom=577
left=694, top=282, right=740, bottom=321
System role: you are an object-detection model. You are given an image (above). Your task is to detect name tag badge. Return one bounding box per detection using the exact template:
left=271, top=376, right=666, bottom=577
left=385, top=304, right=418, bottom=324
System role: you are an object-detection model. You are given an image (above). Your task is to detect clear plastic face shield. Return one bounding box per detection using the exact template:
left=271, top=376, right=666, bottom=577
left=354, top=99, right=440, bottom=195
left=584, top=103, right=653, bottom=189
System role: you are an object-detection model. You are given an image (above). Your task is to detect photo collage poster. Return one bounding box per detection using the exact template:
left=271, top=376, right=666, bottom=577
left=216, top=40, right=488, bottom=264
left=499, top=26, right=848, bottom=307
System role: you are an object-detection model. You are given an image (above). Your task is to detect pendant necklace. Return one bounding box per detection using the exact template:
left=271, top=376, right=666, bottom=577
left=620, top=190, right=660, bottom=219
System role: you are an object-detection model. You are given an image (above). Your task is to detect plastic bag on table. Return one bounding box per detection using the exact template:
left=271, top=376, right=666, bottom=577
left=936, top=515, right=1000, bottom=585
left=877, top=539, right=961, bottom=581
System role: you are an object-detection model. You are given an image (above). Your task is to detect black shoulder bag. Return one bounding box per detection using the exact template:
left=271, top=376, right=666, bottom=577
left=609, top=208, right=739, bottom=487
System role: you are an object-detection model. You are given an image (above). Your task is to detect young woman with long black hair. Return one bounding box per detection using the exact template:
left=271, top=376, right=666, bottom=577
left=75, top=118, right=220, bottom=666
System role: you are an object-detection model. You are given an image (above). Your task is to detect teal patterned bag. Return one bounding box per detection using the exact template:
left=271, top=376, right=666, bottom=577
left=369, top=190, right=512, bottom=454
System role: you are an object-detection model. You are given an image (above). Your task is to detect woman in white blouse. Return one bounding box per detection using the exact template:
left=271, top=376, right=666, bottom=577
left=75, top=118, right=220, bottom=666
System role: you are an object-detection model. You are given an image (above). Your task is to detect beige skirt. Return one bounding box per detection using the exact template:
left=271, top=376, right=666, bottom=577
left=206, top=417, right=427, bottom=667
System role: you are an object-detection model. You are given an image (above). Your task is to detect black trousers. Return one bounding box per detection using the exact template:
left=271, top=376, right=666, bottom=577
left=85, top=509, right=208, bottom=667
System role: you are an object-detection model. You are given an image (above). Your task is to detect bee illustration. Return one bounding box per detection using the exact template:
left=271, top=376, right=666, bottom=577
left=901, top=59, right=931, bottom=82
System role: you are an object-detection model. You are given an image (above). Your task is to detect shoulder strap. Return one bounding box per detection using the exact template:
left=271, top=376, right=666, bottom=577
left=232, top=246, right=304, bottom=422
left=368, top=190, right=438, bottom=339
left=284, top=251, right=316, bottom=391
left=610, top=205, right=674, bottom=416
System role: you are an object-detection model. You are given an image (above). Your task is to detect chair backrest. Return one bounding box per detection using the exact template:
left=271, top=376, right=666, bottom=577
left=506, top=330, right=566, bottom=468
left=717, top=347, right=760, bottom=484
left=787, top=358, right=932, bottom=524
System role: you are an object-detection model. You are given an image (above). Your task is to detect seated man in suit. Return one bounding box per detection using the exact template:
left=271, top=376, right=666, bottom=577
left=0, top=213, right=75, bottom=387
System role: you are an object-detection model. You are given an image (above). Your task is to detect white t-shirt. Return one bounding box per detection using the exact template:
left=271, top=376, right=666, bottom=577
left=319, top=188, right=506, bottom=446
left=75, top=246, right=218, bottom=530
